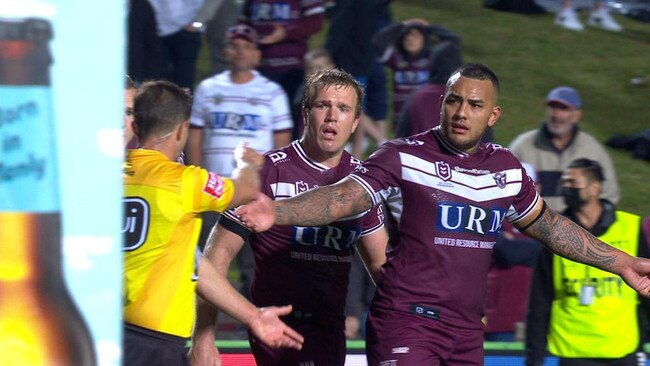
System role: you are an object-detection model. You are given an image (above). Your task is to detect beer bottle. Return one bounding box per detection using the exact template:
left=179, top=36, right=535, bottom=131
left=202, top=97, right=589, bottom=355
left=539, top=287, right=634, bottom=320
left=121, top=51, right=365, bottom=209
left=0, top=12, right=97, bottom=366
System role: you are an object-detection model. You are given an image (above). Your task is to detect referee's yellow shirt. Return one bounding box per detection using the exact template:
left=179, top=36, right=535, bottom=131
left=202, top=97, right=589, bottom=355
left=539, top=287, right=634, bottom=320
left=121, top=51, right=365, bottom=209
left=123, top=149, right=234, bottom=338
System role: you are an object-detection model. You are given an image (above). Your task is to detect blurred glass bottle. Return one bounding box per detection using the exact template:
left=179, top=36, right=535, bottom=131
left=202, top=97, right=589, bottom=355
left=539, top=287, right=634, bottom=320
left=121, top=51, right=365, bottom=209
left=0, top=7, right=96, bottom=366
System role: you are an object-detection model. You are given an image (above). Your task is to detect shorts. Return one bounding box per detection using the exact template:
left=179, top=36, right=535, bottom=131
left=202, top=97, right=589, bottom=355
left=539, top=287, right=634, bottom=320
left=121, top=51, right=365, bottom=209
left=123, top=323, right=189, bottom=366
left=249, top=322, right=346, bottom=366
left=365, top=307, right=484, bottom=366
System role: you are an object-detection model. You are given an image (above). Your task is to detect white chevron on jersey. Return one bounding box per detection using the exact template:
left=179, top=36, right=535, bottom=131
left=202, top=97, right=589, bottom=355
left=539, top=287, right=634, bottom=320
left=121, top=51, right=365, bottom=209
left=399, top=152, right=524, bottom=202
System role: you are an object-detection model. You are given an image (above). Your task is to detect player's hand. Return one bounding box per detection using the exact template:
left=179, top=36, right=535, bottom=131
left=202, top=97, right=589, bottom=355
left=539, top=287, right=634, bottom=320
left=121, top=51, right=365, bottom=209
left=233, top=142, right=264, bottom=170
left=249, top=305, right=304, bottom=350
left=259, top=23, right=286, bottom=44
left=234, top=192, right=275, bottom=232
left=188, top=342, right=222, bottom=366
left=621, top=256, right=650, bottom=298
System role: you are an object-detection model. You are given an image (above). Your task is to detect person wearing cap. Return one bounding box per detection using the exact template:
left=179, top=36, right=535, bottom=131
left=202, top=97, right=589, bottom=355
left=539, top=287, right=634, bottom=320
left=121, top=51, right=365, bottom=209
left=509, top=85, right=619, bottom=212
left=525, top=158, right=649, bottom=366
left=372, top=17, right=461, bottom=132
left=186, top=24, right=293, bottom=305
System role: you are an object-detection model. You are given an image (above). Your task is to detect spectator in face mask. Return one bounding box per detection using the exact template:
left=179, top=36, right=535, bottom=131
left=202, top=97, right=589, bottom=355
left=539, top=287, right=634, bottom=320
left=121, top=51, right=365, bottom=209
left=525, top=158, right=650, bottom=366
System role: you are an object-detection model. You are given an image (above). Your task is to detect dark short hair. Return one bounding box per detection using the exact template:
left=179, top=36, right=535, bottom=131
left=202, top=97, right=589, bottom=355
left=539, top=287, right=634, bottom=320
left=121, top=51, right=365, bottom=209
left=567, top=158, right=605, bottom=183
left=134, top=80, right=191, bottom=140
left=301, top=69, right=364, bottom=118
left=447, top=62, right=500, bottom=95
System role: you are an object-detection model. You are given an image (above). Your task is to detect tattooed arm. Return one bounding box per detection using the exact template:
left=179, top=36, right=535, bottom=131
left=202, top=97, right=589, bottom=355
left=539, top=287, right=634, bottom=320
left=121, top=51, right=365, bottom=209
left=518, top=202, right=650, bottom=297
left=235, top=177, right=374, bottom=232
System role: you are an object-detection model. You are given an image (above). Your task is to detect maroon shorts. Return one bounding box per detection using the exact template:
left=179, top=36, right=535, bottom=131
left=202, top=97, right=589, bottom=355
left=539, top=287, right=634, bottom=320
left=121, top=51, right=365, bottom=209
left=249, top=323, right=346, bottom=366
left=365, top=307, right=484, bottom=366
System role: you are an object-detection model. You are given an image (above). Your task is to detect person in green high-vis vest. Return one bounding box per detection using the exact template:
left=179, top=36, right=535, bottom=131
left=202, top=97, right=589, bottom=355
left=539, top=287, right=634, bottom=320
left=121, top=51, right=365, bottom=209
left=525, top=158, right=650, bottom=366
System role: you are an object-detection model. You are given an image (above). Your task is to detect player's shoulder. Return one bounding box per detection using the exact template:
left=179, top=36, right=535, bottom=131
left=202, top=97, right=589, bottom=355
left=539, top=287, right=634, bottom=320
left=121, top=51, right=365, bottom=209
left=483, top=141, right=521, bottom=163
left=263, top=143, right=294, bottom=169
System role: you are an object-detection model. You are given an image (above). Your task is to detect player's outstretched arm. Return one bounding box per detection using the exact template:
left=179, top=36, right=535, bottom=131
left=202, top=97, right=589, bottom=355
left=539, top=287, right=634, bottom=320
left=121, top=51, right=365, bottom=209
left=236, top=177, right=374, bottom=232
left=195, top=224, right=304, bottom=352
left=521, top=203, right=650, bottom=297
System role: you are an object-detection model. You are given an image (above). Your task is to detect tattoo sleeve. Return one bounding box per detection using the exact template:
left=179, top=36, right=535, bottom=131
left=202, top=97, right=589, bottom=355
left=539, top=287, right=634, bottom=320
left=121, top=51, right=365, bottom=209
left=274, top=178, right=374, bottom=227
left=524, top=208, right=619, bottom=272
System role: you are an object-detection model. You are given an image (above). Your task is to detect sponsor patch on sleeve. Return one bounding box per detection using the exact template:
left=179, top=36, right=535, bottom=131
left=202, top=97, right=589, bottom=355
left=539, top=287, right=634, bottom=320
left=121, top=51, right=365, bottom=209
left=203, top=172, right=225, bottom=198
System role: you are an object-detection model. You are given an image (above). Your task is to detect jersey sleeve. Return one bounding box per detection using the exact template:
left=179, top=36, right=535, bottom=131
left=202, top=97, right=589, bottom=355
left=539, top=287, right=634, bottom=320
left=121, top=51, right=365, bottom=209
left=181, top=165, right=235, bottom=213
left=360, top=203, right=385, bottom=237
left=505, top=158, right=542, bottom=226
left=349, top=142, right=402, bottom=207
left=190, top=82, right=207, bottom=128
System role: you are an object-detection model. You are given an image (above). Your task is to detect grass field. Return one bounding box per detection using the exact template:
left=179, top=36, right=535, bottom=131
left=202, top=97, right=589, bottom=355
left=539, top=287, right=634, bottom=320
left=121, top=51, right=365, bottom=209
left=197, top=0, right=650, bottom=217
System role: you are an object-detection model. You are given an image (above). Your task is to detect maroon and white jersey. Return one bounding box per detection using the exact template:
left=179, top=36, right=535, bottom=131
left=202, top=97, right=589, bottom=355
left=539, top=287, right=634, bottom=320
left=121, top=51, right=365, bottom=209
left=349, top=126, right=540, bottom=330
left=243, top=0, right=325, bottom=73
left=385, top=51, right=431, bottom=124
left=221, top=141, right=384, bottom=329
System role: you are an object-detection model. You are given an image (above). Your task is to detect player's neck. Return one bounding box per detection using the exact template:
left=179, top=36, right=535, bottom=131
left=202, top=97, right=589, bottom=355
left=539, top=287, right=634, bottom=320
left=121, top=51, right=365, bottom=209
left=300, top=139, right=343, bottom=169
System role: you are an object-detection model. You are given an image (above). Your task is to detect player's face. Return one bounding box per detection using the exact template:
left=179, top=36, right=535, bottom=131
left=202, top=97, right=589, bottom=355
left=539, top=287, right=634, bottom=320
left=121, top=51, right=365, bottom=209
left=124, top=87, right=135, bottom=146
left=545, top=102, right=581, bottom=137
left=303, top=85, right=360, bottom=157
left=440, top=74, right=500, bottom=153
left=225, top=38, right=260, bottom=72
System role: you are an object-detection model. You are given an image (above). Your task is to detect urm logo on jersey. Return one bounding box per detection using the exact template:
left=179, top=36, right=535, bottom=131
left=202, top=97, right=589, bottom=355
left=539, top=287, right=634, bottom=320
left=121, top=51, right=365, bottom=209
left=436, top=201, right=505, bottom=236
left=251, top=3, right=291, bottom=21
left=292, top=226, right=362, bottom=251
left=123, top=197, right=149, bottom=251
left=210, top=112, right=261, bottom=131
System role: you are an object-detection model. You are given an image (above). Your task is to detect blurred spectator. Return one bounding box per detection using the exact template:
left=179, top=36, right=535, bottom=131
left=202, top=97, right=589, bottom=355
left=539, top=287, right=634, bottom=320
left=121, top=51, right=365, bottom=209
left=325, top=0, right=387, bottom=157
left=186, top=24, right=293, bottom=298
left=509, top=86, right=619, bottom=212
left=372, top=17, right=460, bottom=132
left=525, top=158, right=649, bottom=366
left=554, top=0, right=622, bottom=31
left=147, top=0, right=211, bottom=90
left=362, top=1, right=393, bottom=151
left=204, top=0, right=240, bottom=75
left=128, top=0, right=167, bottom=83
left=395, top=41, right=462, bottom=138
left=242, top=0, right=326, bottom=140
left=484, top=163, right=541, bottom=342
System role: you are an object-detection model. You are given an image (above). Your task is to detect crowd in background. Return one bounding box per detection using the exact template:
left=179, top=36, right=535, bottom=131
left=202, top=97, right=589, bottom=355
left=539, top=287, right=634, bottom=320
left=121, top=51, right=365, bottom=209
left=123, top=1, right=650, bottom=365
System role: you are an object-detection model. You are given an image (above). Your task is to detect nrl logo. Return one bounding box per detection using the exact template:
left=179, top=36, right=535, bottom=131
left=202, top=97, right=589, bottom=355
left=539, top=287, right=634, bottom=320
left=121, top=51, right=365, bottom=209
left=248, top=97, right=258, bottom=106
left=435, top=161, right=452, bottom=181
left=295, top=180, right=309, bottom=194
left=212, top=94, right=223, bottom=105
left=493, top=172, right=507, bottom=189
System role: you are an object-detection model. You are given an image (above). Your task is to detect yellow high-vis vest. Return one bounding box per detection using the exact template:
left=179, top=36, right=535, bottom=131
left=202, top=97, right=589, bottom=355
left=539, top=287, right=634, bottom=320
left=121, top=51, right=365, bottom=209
left=548, top=210, right=640, bottom=358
